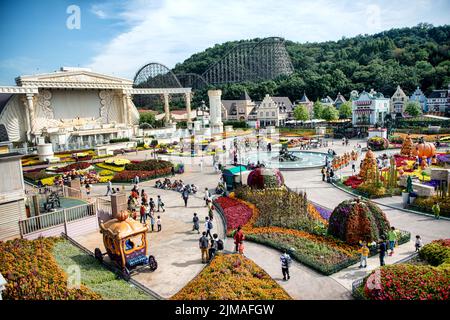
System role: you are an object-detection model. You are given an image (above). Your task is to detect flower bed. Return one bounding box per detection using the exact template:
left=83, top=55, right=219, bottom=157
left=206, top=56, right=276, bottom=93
left=171, top=253, right=291, bottom=300
left=125, top=159, right=173, bottom=171
left=214, top=197, right=254, bottom=232
left=357, top=240, right=450, bottom=300
left=343, top=175, right=364, bottom=189
left=214, top=192, right=359, bottom=275
left=95, top=162, right=126, bottom=172
left=368, top=137, right=389, bottom=151
left=409, top=196, right=450, bottom=218
left=111, top=167, right=172, bottom=182
left=55, top=162, right=91, bottom=172
left=0, top=238, right=100, bottom=300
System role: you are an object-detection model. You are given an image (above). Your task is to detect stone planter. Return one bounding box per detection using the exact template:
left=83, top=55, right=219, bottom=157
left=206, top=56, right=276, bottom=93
left=402, top=192, right=409, bottom=208
left=409, top=196, right=416, bottom=204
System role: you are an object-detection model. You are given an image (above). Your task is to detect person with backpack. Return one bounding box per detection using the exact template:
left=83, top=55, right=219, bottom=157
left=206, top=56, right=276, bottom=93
left=205, top=216, right=213, bottom=238
left=199, top=232, right=209, bottom=263
left=280, top=250, right=292, bottom=281
left=209, top=233, right=219, bottom=261
left=234, top=226, right=244, bottom=253
left=192, top=213, right=200, bottom=234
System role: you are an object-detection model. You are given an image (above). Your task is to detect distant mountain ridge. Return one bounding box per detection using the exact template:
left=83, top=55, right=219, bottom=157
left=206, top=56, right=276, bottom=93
left=172, top=23, right=450, bottom=102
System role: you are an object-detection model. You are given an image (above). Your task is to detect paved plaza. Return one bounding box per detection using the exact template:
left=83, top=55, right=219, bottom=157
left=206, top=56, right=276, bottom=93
left=74, top=137, right=450, bottom=300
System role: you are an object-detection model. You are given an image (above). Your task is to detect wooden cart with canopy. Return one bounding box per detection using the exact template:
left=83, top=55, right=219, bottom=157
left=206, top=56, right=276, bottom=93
left=95, top=210, right=157, bottom=280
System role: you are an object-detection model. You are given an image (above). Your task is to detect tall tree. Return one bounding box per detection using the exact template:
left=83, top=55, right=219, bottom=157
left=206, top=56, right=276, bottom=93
left=339, top=101, right=353, bottom=119
left=293, top=105, right=310, bottom=121
left=404, top=101, right=422, bottom=117
left=313, top=101, right=324, bottom=119
left=321, top=105, right=340, bottom=121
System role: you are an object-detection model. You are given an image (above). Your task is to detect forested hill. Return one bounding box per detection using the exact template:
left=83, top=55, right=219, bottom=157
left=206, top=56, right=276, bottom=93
left=173, top=24, right=450, bottom=102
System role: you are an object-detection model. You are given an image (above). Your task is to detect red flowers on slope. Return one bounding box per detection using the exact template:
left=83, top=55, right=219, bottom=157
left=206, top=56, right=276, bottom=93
left=215, top=197, right=253, bottom=232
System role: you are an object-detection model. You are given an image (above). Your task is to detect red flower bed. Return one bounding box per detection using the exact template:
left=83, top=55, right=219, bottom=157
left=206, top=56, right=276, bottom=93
left=364, top=265, right=450, bottom=300
left=343, top=175, right=363, bottom=189
left=56, top=162, right=91, bottom=172
left=393, top=154, right=416, bottom=167
left=215, top=197, right=253, bottom=232
left=111, top=167, right=171, bottom=182
left=433, top=239, right=450, bottom=247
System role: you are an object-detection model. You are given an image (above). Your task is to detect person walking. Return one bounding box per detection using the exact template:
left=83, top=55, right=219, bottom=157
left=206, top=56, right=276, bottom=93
left=199, top=232, right=209, bottom=263
left=415, top=235, right=423, bottom=252
left=171, top=166, right=175, bottom=177
left=321, top=167, right=326, bottom=182
left=280, top=250, right=292, bottom=281
left=157, top=195, right=165, bottom=212
left=208, top=233, right=219, bottom=261
left=204, top=188, right=211, bottom=207
left=182, top=188, right=189, bottom=207
left=134, top=175, right=140, bottom=186
left=234, top=226, right=244, bottom=253
left=157, top=216, right=162, bottom=232
left=105, top=181, right=113, bottom=196
left=139, top=204, right=147, bottom=224
left=205, top=216, right=213, bottom=238
left=358, top=241, right=369, bottom=268
left=192, top=213, right=200, bottom=234
left=351, top=161, right=356, bottom=174
left=85, top=183, right=91, bottom=196
left=432, top=201, right=440, bottom=219
left=388, top=227, right=397, bottom=256
left=149, top=211, right=155, bottom=232
left=379, top=235, right=387, bottom=266
left=149, top=197, right=156, bottom=214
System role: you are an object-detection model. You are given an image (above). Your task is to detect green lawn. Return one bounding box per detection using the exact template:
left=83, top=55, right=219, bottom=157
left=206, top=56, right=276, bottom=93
left=53, top=240, right=157, bottom=300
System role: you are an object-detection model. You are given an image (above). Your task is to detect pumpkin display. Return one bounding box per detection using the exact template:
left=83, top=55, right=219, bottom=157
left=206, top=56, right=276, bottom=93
left=400, top=135, right=414, bottom=157
left=116, top=210, right=129, bottom=221
left=414, top=141, right=436, bottom=159
left=359, top=149, right=377, bottom=181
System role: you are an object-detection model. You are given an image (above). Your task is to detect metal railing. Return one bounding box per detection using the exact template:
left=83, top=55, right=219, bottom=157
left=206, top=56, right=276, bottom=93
left=19, top=202, right=95, bottom=236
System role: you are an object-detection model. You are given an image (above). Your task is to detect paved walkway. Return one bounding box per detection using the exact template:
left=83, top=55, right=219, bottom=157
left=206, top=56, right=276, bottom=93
left=75, top=171, right=226, bottom=299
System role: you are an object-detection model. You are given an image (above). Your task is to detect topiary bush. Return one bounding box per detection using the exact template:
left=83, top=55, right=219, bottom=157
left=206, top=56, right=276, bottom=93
left=247, top=167, right=284, bottom=189
left=327, top=199, right=391, bottom=245
left=367, top=137, right=389, bottom=151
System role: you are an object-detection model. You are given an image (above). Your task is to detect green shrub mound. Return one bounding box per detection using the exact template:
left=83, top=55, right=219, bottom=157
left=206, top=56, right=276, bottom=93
left=328, top=199, right=391, bottom=245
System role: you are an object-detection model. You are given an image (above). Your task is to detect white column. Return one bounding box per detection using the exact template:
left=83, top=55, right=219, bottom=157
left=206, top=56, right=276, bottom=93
left=185, top=92, right=192, bottom=123
left=126, top=94, right=133, bottom=125
left=208, top=90, right=223, bottom=133
left=163, top=93, right=171, bottom=126
left=26, top=94, right=36, bottom=140
left=122, top=94, right=128, bottom=124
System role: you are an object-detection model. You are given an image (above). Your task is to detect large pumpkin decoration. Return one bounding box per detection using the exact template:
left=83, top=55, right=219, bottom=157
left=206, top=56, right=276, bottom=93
left=116, top=210, right=129, bottom=221
left=414, top=141, right=436, bottom=159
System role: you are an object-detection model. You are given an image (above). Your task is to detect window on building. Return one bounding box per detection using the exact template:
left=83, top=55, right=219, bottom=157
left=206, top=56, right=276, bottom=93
left=272, top=112, right=275, bottom=117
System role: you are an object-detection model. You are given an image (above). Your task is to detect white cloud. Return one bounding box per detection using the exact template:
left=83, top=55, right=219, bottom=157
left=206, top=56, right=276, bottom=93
left=86, top=0, right=450, bottom=80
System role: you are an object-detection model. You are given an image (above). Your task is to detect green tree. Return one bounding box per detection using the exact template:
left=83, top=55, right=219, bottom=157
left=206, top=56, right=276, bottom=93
left=139, top=112, right=156, bottom=126
left=321, top=105, right=339, bottom=121
left=313, top=101, right=324, bottom=119
left=404, top=101, right=422, bottom=117
left=339, top=101, right=353, bottom=119
left=293, top=105, right=310, bottom=121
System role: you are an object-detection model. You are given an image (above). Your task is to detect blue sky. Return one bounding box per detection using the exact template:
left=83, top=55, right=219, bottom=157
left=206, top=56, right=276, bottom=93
left=1, top=0, right=450, bottom=85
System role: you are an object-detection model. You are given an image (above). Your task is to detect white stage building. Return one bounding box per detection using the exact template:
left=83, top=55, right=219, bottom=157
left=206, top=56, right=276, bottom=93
left=0, top=67, right=192, bottom=151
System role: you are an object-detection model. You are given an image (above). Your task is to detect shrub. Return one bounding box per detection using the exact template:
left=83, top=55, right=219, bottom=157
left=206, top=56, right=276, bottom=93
left=23, top=171, right=55, bottom=181
left=109, top=137, right=130, bottom=143
left=328, top=199, right=391, bottom=245
left=247, top=168, right=284, bottom=189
